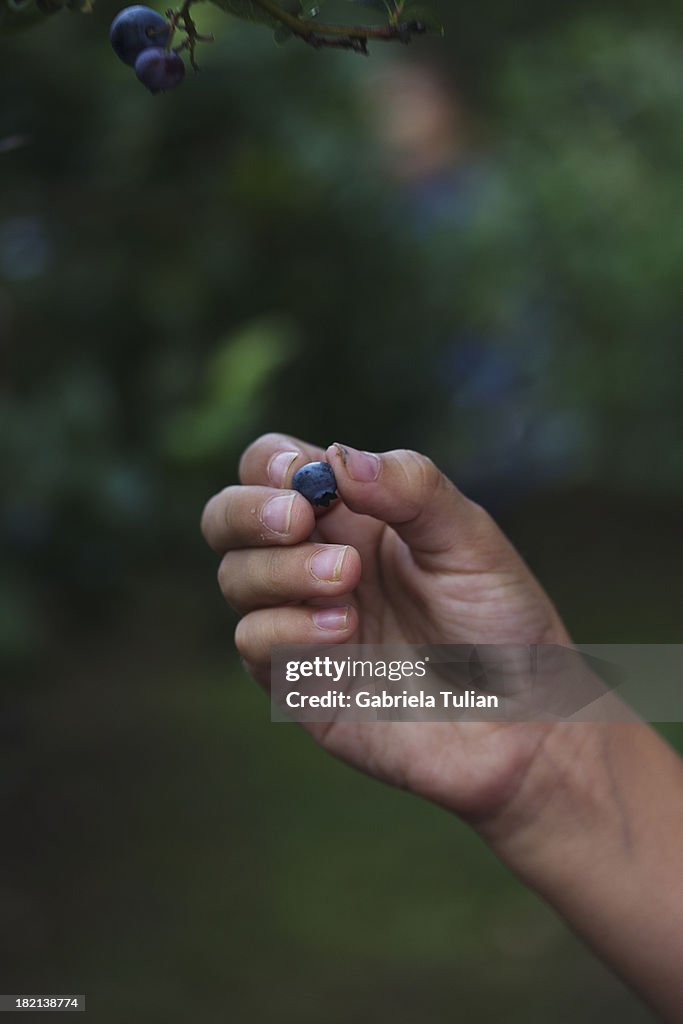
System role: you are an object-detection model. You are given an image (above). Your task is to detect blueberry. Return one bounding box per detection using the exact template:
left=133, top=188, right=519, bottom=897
left=292, top=462, right=338, bottom=508
left=110, top=6, right=171, bottom=67
left=135, top=47, right=185, bottom=93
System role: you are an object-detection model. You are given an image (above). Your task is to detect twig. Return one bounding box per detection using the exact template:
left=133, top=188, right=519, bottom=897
left=165, top=0, right=213, bottom=70
left=253, top=0, right=426, bottom=52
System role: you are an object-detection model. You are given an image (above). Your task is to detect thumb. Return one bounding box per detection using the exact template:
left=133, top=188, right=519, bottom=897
left=325, top=443, right=496, bottom=564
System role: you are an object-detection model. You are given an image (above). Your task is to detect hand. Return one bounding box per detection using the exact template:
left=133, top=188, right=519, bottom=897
left=201, top=432, right=571, bottom=825
left=202, top=433, right=683, bottom=1022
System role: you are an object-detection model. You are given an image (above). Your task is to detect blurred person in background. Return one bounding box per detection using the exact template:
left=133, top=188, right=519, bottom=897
left=364, top=60, right=585, bottom=510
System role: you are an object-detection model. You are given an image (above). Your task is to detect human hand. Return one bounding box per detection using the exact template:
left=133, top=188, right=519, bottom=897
left=202, top=433, right=683, bottom=1021
left=201, top=432, right=571, bottom=825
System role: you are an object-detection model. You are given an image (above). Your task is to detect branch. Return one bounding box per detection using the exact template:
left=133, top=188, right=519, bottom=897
left=253, top=0, right=427, bottom=52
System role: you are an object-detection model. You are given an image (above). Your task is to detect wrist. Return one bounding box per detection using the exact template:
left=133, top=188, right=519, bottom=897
left=473, top=720, right=683, bottom=1020
left=474, top=721, right=637, bottom=879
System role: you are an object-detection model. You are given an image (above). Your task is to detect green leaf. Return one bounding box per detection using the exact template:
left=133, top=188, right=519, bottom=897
left=163, top=317, right=299, bottom=463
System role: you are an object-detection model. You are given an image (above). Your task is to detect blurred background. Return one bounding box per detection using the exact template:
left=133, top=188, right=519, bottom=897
left=1, top=0, right=682, bottom=1019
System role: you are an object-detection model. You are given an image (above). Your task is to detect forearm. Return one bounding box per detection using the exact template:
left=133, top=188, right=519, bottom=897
left=477, top=721, right=683, bottom=1021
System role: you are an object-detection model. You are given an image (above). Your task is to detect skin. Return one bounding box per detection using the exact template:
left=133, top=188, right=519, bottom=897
left=202, top=432, right=683, bottom=1021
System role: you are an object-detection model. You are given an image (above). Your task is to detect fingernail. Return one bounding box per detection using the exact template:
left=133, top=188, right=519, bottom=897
left=313, top=607, right=349, bottom=631
left=268, top=450, right=300, bottom=487
left=332, top=443, right=380, bottom=483
left=260, top=493, right=295, bottom=535
left=310, top=546, right=348, bottom=582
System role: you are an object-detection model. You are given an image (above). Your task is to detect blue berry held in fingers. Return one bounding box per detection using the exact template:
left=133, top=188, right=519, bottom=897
left=292, top=462, right=338, bottom=508
left=135, top=47, right=185, bottom=93
left=110, top=5, right=171, bottom=66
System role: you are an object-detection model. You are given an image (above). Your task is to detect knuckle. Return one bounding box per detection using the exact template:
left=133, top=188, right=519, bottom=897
left=217, top=551, right=237, bottom=596
left=200, top=486, right=238, bottom=546
left=464, top=497, right=493, bottom=527
left=217, top=485, right=241, bottom=532
left=464, top=497, right=487, bottom=518
left=234, top=616, right=253, bottom=660
left=408, top=450, right=465, bottom=515
left=262, top=548, right=288, bottom=592
left=410, top=450, right=441, bottom=492
left=200, top=495, right=216, bottom=540
left=394, top=449, right=443, bottom=517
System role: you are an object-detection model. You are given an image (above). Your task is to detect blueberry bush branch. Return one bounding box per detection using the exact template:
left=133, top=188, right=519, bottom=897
left=248, top=0, right=434, bottom=53
left=3, top=0, right=441, bottom=44
left=165, top=0, right=214, bottom=71
left=2, top=0, right=442, bottom=92
left=106, top=0, right=441, bottom=91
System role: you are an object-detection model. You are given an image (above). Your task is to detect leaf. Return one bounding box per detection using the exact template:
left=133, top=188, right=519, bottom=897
left=163, top=317, right=299, bottom=463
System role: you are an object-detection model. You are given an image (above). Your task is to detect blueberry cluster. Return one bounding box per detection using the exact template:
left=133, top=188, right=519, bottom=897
left=110, top=5, right=185, bottom=94
left=292, top=462, right=338, bottom=508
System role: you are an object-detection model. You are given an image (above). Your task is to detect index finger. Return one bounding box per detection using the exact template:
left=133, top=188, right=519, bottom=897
left=238, top=432, right=327, bottom=488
